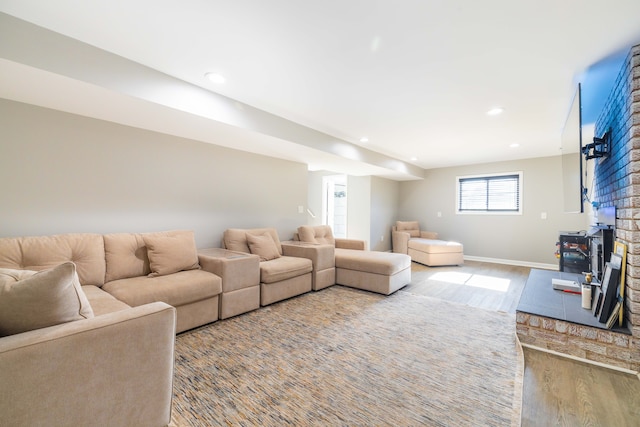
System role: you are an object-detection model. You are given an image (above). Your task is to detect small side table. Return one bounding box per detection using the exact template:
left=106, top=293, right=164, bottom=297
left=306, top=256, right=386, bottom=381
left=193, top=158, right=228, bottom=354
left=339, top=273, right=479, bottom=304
left=198, top=248, right=260, bottom=320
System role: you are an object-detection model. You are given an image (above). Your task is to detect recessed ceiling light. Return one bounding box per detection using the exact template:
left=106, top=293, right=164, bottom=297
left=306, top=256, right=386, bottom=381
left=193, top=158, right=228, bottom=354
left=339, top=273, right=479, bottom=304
left=509, top=143, right=520, bottom=148
left=360, top=137, right=369, bottom=143
left=205, top=72, right=226, bottom=84
left=486, top=107, right=504, bottom=116
left=410, top=156, right=418, bottom=161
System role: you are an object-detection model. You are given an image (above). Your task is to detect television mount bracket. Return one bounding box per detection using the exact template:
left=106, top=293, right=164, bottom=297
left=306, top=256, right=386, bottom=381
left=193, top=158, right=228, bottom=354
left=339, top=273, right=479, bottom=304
left=582, top=129, right=611, bottom=160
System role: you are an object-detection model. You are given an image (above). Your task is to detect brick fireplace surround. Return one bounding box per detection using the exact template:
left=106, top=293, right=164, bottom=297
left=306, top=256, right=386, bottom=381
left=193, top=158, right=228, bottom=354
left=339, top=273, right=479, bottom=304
left=517, top=45, right=640, bottom=373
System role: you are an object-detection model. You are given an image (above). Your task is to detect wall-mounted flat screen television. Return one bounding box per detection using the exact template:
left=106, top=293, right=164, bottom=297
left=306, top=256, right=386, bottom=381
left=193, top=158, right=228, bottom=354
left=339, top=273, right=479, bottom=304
left=561, top=83, right=585, bottom=213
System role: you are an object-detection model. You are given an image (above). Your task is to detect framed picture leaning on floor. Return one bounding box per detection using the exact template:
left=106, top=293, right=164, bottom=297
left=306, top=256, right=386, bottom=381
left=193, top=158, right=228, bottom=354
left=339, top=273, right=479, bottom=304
left=613, top=241, right=627, bottom=327
left=597, top=261, right=620, bottom=324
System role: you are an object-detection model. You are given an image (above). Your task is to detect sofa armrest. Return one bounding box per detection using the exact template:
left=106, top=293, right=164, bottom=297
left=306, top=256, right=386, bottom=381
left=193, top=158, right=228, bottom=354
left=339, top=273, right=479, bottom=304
left=0, top=302, right=176, bottom=427
left=335, top=238, right=366, bottom=251
left=281, top=241, right=335, bottom=270
left=198, top=249, right=260, bottom=293
left=391, top=230, right=410, bottom=254
left=420, top=231, right=439, bottom=239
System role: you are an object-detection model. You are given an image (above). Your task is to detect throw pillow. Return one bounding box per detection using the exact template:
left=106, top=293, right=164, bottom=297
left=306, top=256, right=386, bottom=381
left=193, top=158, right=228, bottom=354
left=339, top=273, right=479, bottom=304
left=246, top=233, right=281, bottom=262
left=142, top=230, right=200, bottom=277
left=0, top=262, right=94, bottom=337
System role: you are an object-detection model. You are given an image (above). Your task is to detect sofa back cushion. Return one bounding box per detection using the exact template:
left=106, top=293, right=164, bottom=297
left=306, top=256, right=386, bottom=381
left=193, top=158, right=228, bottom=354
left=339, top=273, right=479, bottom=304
left=0, top=233, right=106, bottom=286
left=104, top=230, right=200, bottom=280
left=223, top=228, right=283, bottom=255
left=104, top=233, right=151, bottom=282
left=396, top=221, right=420, bottom=237
left=142, top=230, right=200, bottom=277
left=297, top=225, right=336, bottom=245
left=0, top=262, right=94, bottom=336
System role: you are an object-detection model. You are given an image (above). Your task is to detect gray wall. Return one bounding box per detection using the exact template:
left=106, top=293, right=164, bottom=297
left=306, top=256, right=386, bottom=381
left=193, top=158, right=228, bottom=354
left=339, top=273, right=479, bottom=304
left=0, top=99, right=308, bottom=247
left=346, top=176, right=371, bottom=246
left=306, top=170, right=338, bottom=227
left=370, top=176, right=400, bottom=252
left=1, top=98, right=587, bottom=265
left=398, top=156, right=590, bottom=266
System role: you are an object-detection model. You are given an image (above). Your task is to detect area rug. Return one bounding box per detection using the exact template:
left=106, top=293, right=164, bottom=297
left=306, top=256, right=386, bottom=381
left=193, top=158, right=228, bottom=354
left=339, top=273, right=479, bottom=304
left=171, top=286, right=523, bottom=426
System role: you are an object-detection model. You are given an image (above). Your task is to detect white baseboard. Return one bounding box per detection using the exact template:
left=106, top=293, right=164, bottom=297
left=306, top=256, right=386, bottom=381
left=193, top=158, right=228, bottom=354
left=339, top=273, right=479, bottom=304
left=521, top=343, right=639, bottom=377
left=463, top=255, right=557, bottom=271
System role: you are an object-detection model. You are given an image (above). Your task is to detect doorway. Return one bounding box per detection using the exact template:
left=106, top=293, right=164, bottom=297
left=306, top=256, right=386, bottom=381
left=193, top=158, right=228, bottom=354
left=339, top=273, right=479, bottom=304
left=322, top=175, right=347, bottom=238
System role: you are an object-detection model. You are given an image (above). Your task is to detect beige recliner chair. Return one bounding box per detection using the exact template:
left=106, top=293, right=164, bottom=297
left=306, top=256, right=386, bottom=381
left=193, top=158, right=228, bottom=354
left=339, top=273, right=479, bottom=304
left=223, top=228, right=313, bottom=306
left=392, top=221, right=464, bottom=266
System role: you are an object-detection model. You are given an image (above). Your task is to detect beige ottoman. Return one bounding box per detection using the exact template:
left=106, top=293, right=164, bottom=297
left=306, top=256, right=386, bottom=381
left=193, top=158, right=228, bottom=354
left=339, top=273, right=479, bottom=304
left=335, top=249, right=411, bottom=295
left=408, top=239, right=463, bottom=266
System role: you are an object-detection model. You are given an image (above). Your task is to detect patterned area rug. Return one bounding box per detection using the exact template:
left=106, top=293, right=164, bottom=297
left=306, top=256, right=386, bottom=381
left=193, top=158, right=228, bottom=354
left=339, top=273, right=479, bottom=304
left=171, top=286, right=523, bottom=426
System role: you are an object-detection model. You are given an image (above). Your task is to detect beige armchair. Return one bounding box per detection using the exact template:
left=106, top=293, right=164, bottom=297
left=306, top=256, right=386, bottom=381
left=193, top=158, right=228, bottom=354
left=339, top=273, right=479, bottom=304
left=392, top=221, right=439, bottom=254
left=222, top=228, right=313, bottom=306
left=392, top=221, right=464, bottom=266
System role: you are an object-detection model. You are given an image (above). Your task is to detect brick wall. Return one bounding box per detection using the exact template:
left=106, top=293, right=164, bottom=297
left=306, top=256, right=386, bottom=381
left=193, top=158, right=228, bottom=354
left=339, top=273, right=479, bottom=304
left=593, top=45, right=640, bottom=341
left=517, top=45, right=640, bottom=372
left=516, top=312, right=638, bottom=371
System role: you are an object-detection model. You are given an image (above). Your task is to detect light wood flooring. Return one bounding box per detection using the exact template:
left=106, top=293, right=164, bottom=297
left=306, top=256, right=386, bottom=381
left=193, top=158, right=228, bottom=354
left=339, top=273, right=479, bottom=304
left=407, top=260, right=640, bottom=427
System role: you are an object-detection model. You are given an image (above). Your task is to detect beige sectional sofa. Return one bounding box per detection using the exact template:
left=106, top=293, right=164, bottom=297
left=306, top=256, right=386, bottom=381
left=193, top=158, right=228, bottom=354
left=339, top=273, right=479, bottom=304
left=0, top=229, right=225, bottom=427
left=296, top=225, right=412, bottom=295
left=0, top=225, right=414, bottom=426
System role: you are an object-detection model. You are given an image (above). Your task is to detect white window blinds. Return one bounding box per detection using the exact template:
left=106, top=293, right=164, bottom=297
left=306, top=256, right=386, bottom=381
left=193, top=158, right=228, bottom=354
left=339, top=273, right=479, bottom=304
left=457, top=173, right=521, bottom=212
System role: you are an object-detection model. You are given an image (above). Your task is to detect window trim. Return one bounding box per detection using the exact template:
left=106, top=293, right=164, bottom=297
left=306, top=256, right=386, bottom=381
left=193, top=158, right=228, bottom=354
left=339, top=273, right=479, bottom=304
left=456, top=171, right=523, bottom=215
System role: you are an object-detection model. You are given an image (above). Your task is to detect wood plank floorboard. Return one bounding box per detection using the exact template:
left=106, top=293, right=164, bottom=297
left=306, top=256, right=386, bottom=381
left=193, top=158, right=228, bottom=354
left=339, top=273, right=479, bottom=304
left=406, top=260, right=530, bottom=313
left=407, top=260, right=640, bottom=427
left=521, top=348, right=640, bottom=427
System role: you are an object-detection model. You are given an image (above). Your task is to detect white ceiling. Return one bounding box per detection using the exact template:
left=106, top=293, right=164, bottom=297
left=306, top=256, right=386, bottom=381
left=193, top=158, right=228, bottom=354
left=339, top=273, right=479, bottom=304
left=1, top=0, right=640, bottom=179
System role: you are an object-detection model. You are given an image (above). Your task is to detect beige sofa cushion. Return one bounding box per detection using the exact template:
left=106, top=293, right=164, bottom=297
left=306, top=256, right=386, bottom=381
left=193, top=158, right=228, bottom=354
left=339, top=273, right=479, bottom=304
left=142, top=230, right=200, bottom=277
left=408, top=239, right=463, bottom=254
left=82, top=285, right=131, bottom=316
left=102, top=269, right=222, bottom=308
left=259, top=256, right=313, bottom=284
left=0, top=262, right=94, bottom=337
left=104, top=233, right=151, bottom=282
left=335, top=248, right=411, bottom=275
left=298, top=225, right=336, bottom=245
left=297, top=225, right=336, bottom=245
left=396, top=221, right=420, bottom=237
left=246, top=233, right=281, bottom=261
left=223, top=229, right=251, bottom=253
left=0, top=233, right=106, bottom=286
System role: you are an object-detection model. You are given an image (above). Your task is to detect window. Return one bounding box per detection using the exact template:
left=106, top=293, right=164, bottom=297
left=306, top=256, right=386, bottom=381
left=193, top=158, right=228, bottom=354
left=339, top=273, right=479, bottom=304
left=456, top=172, right=522, bottom=214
